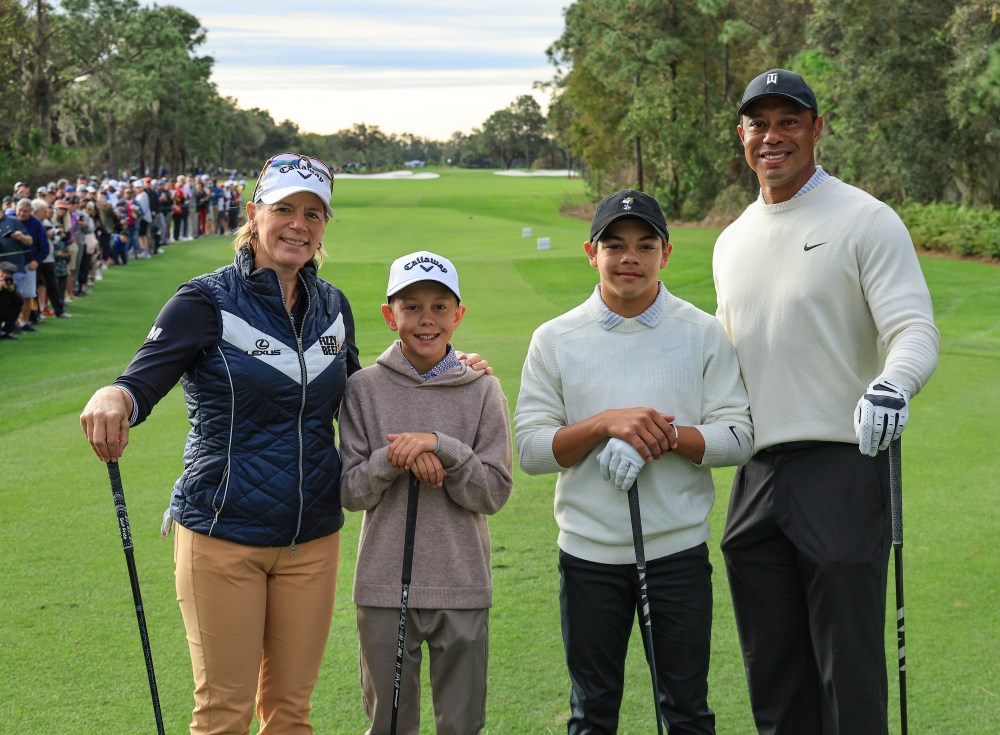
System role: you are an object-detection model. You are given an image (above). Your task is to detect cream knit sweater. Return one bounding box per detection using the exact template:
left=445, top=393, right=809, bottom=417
left=515, top=286, right=753, bottom=565
left=713, top=176, right=939, bottom=450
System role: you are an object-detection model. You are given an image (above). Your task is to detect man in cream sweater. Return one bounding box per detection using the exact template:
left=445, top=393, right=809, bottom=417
left=713, top=69, right=940, bottom=734
left=516, top=190, right=753, bottom=734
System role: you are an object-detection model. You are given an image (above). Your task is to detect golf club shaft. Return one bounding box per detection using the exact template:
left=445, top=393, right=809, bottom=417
left=107, top=461, right=165, bottom=735
left=627, top=480, right=665, bottom=735
left=390, top=472, right=421, bottom=735
left=888, top=440, right=907, bottom=735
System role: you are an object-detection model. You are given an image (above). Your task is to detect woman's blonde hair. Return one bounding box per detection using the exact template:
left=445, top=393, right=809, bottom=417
left=234, top=201, right=329, bottom=267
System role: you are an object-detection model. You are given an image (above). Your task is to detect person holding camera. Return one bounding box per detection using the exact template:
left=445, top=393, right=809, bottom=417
left=0, top=260, right=23, bottom=340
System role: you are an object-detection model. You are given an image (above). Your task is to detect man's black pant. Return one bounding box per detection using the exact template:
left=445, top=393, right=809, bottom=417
left=36, top=261, right=64, bottom=315
left=722, top=442, right=891, bottom=735
left=559, top=544, right=715, bottom=735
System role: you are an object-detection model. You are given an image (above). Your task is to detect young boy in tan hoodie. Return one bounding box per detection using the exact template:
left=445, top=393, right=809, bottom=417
left=339, top=250, right=513, bottom=735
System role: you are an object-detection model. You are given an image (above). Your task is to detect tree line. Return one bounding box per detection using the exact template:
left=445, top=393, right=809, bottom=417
left=0, top=0, right=559, bottom=186
left=2, top=0, right=998, bottom=224
left=547, top=0, right=1000, bottom=219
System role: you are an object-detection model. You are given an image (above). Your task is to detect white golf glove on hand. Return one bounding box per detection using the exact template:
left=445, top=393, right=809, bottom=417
left=854, top=376, right=909, bottom=457
left=596, top=438, right=646, bottom=492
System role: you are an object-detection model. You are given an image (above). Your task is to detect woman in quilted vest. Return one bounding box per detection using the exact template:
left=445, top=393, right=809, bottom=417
left=81, top=153, right=358, bottom=735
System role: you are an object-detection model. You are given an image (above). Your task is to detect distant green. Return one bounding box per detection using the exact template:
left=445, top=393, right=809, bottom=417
left=1, top=169, right=996, bottom=734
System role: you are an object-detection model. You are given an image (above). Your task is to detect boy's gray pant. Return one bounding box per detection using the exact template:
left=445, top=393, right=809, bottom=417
left=357, top=605, right=488, bottom=735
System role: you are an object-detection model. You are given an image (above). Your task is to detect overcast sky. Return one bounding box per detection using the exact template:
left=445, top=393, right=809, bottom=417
left=149, top=1, right=570, bottom=140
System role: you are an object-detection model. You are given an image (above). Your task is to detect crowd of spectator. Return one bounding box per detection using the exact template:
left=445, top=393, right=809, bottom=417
left=0, top=172, right=246, bottom=341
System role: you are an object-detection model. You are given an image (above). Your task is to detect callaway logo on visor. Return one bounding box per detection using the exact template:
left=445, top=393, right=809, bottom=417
left=251, top=152, right=333, bottom=204
left=270, top=155, right=329, bottom=182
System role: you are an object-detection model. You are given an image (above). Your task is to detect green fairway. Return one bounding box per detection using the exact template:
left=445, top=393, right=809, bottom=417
left=1, top=168, right=996, bottom=734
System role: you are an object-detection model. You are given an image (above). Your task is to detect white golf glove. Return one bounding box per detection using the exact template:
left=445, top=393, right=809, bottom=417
left=854, top=376, right=909, bottom=457
left=596, top=438, right=646, bottom=492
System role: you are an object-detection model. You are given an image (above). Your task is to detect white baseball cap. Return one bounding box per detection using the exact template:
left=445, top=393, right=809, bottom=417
left=252, top=152, right=333, bottom=218
left=387, top=250, right=461, bottom=301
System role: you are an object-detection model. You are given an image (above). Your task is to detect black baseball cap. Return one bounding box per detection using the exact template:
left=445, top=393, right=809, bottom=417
left=738, top=68, right=818, bottom=117
left=590, top=189, right=669, bottom=243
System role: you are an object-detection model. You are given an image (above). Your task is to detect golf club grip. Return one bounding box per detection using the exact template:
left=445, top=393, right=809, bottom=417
left=889, top=439, right=903, bottom=547
left=626, top=482, right=647, bottom=572
left=401, top=473, right=420, bottom=585
left=107, top=461, right=134, bottom=551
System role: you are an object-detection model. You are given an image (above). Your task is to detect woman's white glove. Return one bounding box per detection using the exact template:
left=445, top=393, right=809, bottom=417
left=854, top=376, right=909, bottom=457
left=597, top=438, right=647, bottom=492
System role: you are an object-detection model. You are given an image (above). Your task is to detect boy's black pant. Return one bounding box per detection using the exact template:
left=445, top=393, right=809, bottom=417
left=559, top=545, right=715, bottom=735
left=722, top=442, right=891, bottom=735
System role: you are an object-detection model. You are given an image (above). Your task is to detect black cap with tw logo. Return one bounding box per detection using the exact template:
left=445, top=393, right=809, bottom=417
left=590, top=189, right=669, bottom=243
left=738, top=68, right=819, bottom=117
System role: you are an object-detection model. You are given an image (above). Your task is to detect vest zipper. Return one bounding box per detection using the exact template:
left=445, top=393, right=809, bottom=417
left=278, top=273, right=311, bottom=556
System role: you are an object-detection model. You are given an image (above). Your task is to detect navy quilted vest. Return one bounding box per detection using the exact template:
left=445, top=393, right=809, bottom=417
left=169, top=247, right=350, bottom=547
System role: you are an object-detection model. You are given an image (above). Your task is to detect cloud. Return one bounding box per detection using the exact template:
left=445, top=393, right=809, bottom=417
left=143, top=0, right=568, bottom=138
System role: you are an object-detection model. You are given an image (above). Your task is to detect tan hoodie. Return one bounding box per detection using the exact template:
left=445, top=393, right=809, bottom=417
left=339, top=341, right=513, bottom=609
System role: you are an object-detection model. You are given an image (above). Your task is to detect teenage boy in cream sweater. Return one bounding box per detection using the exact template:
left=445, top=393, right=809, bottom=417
left=339, top=250, right=513, bottom=735
left=515, top=190, right=753, bottom=734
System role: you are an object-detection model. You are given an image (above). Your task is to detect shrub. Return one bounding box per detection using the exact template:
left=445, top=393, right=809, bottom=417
left=896, top=203, right=999, bottom=261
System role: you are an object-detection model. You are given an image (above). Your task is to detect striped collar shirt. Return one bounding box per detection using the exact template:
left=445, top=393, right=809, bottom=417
left=792, top=165, right=830, bottom=199
left=400, top=343, right=462, bottom=381
left=590, top=282, right=668, bottom=331
left=756, top=165, right=830, bottom=203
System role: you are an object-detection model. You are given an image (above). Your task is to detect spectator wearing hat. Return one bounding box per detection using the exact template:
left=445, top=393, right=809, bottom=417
left=134, top=180, right=153, bottom=257
left=30, top=198, right=68, bottom=321
left=51, top=200, right=77, bottom=305
left=0, top=260, right=22, bottom=339
left=176, top=174, right=193, bottom=240
left=170, top=179, right=186, bottom=242
left=227, top=181, right=242, bottom=233
left=147, top=180, right=168, bottom=252
left=95, top=195, right=118, bottom=266
left=194, top=180, right=210, bottom=237
left=212, top=179, right=227, bottom=235
left=73, top=197, right=97, bottom=293
left=115, top=188, right=140, bottom=258
left=51, top=210, right=73, bottom=303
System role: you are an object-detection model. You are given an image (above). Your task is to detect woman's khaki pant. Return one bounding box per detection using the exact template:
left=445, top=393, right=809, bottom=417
left=174, top=524, right=340, bottom=735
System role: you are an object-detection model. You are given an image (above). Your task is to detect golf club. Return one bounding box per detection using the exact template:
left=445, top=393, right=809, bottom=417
left=627, top=479, right=665, bottom=735
left=889, top=439, right=908, bottom=735
left=106, top=461, right=165, bottom=735
left=390, top=471, right=421, bottom=735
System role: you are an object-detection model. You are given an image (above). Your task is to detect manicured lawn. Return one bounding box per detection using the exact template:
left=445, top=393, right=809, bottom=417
left=1, top=168, right=996, bottom=733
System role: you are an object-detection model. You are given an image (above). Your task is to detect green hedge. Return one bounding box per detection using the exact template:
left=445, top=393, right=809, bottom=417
left=896, top=203, right=1000, bottom=260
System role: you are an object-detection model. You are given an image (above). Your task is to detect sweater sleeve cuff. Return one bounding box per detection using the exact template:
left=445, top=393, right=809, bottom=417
left=698, top=423, right=753, bottom=468
left=433, top=431, right=469, bottom=467
left=518, top=426, right=564, bottom=475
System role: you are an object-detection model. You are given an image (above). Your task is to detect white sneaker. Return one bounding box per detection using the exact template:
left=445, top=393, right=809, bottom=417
left=95, top=271, right=103, bottom=280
